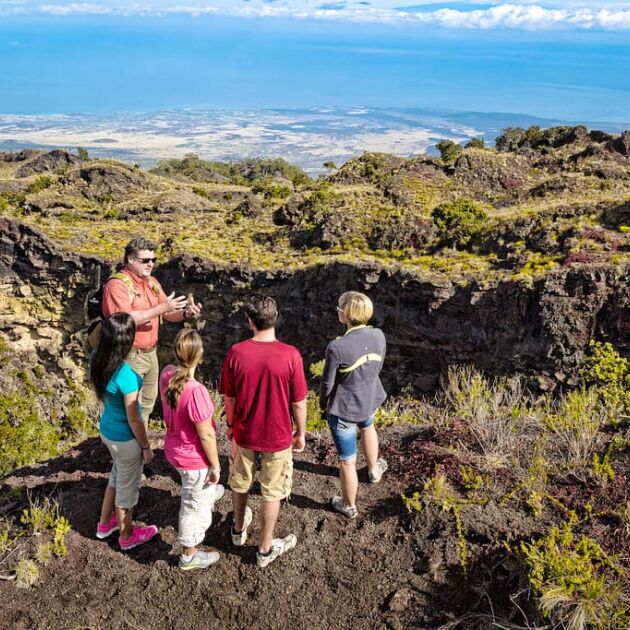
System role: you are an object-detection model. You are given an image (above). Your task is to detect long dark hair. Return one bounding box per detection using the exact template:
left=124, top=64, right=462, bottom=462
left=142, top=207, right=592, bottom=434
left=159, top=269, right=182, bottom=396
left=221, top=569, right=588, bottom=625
left=91, top=312, right=136, bottom=401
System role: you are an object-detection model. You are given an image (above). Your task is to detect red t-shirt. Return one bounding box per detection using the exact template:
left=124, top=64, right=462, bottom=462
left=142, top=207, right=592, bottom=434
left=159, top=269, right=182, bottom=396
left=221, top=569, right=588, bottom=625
left=219, top=339, right=308, bottom=452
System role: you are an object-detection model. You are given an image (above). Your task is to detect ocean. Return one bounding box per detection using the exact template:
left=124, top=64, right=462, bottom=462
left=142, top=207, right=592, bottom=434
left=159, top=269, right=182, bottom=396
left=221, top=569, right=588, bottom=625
left=1, top=14, right=629, bottom=171
left=1, top=15, right=629, bottom=123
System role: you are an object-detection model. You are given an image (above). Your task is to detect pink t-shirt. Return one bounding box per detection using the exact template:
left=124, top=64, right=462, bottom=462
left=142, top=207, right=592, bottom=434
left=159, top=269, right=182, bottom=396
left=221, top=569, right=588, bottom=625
left=160, top=365, right=216, bottom=470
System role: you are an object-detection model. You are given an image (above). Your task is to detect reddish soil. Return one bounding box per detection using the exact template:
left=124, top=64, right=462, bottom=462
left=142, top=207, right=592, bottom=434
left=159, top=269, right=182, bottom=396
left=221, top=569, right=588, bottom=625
left=2, top=422, right=625, bottom=630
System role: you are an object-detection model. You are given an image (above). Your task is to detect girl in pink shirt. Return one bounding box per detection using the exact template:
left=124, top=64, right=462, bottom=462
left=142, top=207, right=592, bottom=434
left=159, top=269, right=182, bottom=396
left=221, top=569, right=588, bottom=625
left=160, top=329, right=224, bottom=571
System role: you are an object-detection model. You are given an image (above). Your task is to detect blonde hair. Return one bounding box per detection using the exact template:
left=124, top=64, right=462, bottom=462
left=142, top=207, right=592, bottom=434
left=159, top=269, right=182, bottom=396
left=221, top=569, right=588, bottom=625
left=165, top=329, right=204, bottom=410
left=338, top=291, right=373, bottom=326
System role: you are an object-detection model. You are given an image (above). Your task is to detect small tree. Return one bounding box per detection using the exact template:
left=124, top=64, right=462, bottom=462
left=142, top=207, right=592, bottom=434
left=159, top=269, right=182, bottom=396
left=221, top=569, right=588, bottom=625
left=323, top=161, right=337, bottom=173
left=465, top=138, right=485, bottom=149
left=436, top=140, right=463, bottom=165
left=495, top=127, right=525, bottom=152
left=432, top=198, right=487, bottom=249
left=77, top=147, right=89, bottom=161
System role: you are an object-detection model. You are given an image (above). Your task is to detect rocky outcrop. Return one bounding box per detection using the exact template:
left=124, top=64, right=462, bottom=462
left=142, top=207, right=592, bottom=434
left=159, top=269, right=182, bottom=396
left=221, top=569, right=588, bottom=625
left=330, top=152, right=407, bottom=185
left=610, top=130, right=630, bottom=157
left=0, top=218, right=105, bottom=372
left=61, top=163, right=152, bottom=202
left=120, top=189, right=217, bottom=216
left=2, top=217, right=628, bottom=397
left=1, top=149, right=40, bottom=163
left=452, top=150, right=530, bottom=198
left=15, top=150, right=82, bottom=178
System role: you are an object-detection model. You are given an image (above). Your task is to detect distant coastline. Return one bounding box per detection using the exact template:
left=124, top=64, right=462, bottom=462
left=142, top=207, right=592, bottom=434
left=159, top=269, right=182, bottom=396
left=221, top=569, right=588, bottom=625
left=1, top=107, right=625, bottom=174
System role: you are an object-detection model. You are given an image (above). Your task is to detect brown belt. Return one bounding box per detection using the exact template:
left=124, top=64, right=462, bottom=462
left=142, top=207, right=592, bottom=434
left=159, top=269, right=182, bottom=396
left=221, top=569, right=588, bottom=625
left=131, top=346, right=157, bottom=355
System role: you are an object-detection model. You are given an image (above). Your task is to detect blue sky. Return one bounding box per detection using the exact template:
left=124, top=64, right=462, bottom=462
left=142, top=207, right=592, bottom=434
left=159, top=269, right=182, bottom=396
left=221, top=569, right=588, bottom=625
left=1, top=1, right=630, bottom=30
left=0, top=0, right=628, bottom=124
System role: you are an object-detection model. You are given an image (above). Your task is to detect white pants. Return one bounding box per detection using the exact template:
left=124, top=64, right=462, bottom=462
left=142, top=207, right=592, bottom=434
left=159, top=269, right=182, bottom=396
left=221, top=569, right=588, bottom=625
left=176, top=468, right=220, bottom=548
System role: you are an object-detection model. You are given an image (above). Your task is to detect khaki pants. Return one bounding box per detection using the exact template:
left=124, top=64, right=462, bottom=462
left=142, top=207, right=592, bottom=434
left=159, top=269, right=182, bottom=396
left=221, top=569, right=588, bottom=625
left=126, top=347, right=159, bottom=425
left=100, top=434, right=142, bottom=509
left=229, top=445, right=293, bottom=502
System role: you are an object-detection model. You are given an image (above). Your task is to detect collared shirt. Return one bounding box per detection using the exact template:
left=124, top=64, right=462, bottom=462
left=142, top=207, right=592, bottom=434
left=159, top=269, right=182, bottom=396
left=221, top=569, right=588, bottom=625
left=102, top=268, right=167, bottom=350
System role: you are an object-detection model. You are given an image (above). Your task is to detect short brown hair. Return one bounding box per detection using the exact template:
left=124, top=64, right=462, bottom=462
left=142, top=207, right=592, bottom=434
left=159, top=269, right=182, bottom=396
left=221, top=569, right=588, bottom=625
left=124, top=236, right=156, bottom=263
left=243, top=294, right=278, bottom=331
left=338, top=291, right=373, bottom=326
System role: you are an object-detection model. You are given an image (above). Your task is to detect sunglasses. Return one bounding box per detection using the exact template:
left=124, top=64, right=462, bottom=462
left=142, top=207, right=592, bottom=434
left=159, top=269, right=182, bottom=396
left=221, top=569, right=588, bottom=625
left=136, top=257, right=157, bottom=264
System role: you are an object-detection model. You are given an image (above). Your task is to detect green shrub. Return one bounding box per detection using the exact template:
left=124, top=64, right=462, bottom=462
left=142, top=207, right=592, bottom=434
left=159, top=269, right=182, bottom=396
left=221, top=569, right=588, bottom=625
left=579, top=340, right=630, bottom=422
left=308, top=360, right=325, bottom=378
left=543, top=387, right=604, bottom=467
left=581, top=341, right=628, bottom=388
left=35, top=542, right=54, bottom=565
left=52, top=515, right=71, bottom=557
left=374, top=397, right=426, bottom=426
left=432, top=198, right=487, bottom=248
left=305, top=390, right=327, bottom=433
left=26, top=175, right=53, bottom=194
left=251, top=176, right=292, bottom=201
left=15, top=559, right=39, bottom=589
left=520, top=513, right=628, bottom=629
left=465, top=138, right=485, bottom=149
left=436, top=139, right=462, bottom=164
left=0, top=391, right=60, bottom=476
left=21, top=494, right=58, bottom=533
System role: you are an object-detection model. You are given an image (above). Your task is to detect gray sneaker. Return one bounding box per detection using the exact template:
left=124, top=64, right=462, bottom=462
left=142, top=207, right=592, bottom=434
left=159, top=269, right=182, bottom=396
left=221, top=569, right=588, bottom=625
left=178, top=550, right=220, bottom=571
left=369, top=458, right=388, bottom=484
left=231, top=505, right=253, bottom=547
left=256, top=534, right=297, bottom=568
left=331, top=496, right=358, bottom=519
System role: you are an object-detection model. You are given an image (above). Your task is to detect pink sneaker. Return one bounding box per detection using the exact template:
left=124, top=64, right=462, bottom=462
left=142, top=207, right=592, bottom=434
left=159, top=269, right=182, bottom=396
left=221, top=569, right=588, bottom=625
left=119, top=525, right=159, bottom=551
left=96, top=512, right=119, bottom=539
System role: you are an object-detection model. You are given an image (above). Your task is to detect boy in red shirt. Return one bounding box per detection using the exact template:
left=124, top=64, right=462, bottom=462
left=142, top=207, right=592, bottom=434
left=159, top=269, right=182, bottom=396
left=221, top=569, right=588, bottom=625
left=219, top=295, right=307, bottom=568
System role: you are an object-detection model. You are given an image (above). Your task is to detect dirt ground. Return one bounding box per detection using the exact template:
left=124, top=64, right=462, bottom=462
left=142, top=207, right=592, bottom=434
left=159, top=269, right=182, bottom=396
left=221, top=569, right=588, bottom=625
left=0, top=422, right=595, bottom=630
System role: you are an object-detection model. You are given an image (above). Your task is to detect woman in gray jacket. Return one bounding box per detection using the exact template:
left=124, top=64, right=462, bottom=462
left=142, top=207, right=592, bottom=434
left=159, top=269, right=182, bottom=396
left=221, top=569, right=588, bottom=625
left=320, top=291, right=388, bottom=518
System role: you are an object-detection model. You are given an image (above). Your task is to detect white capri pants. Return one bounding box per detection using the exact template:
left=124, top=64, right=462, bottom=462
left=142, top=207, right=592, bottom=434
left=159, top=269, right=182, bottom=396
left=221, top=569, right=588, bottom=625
left=177, top=468, right=221, bottom=548
left=100, top=434, right=143, bottom=509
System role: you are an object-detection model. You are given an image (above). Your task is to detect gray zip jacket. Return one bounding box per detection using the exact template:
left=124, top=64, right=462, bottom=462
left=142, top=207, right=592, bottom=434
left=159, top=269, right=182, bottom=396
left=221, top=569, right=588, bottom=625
left=319, top=325, right=387, bottom=422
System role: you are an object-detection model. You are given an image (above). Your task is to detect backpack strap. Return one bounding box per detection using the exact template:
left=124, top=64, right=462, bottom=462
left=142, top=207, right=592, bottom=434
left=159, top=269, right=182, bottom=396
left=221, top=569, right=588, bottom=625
left=108, top=272, right=137, bottom=305
left=147, top=277, right=161, bottom=297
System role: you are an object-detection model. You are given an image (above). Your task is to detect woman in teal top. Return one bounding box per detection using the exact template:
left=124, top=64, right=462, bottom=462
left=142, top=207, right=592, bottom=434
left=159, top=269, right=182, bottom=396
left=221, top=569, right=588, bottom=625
left=91, top=312, right=159, bottom=551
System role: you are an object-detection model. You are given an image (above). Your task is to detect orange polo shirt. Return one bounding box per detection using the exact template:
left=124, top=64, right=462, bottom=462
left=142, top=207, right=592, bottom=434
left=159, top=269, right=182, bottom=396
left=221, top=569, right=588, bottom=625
left=102, top=269, right=167, bottom=350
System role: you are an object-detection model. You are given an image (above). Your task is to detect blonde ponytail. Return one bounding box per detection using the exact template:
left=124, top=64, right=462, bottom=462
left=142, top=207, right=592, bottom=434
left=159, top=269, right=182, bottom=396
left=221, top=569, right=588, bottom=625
left=165, top=329, right=204, bottom=409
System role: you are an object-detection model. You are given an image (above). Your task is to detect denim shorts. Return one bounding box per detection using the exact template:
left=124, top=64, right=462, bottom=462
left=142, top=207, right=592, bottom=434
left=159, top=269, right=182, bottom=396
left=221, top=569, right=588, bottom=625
left=327, top=413, right=374, bottom=461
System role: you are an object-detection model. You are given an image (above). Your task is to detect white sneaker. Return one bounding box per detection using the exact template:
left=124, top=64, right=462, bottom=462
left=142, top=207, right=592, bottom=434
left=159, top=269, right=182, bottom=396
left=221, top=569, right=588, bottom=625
left=256, top=534, right=297, bottom=568
left=369, top=458, right=388, bottom=484
left=231, top=505, right=253, bottom=546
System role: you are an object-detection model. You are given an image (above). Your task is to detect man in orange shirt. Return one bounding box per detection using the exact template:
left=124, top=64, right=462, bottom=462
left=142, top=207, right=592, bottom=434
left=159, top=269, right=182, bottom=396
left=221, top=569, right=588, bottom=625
left=102, top=236, right=201, bottom=424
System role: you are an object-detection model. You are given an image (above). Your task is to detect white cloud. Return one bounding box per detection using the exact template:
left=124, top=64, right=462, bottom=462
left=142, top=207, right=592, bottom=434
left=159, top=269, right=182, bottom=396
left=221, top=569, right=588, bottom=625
left=2, top=1, right=630, bottom=30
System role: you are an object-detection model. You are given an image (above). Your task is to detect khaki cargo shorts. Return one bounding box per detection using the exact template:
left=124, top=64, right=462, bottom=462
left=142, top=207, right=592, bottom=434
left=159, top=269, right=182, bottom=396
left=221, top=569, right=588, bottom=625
left=229, top=445, right=293, bottom=502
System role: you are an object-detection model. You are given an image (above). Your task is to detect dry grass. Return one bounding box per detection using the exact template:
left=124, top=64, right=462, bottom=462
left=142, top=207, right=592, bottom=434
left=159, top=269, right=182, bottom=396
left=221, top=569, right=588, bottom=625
left=442, top=365, right=541, bottom=470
